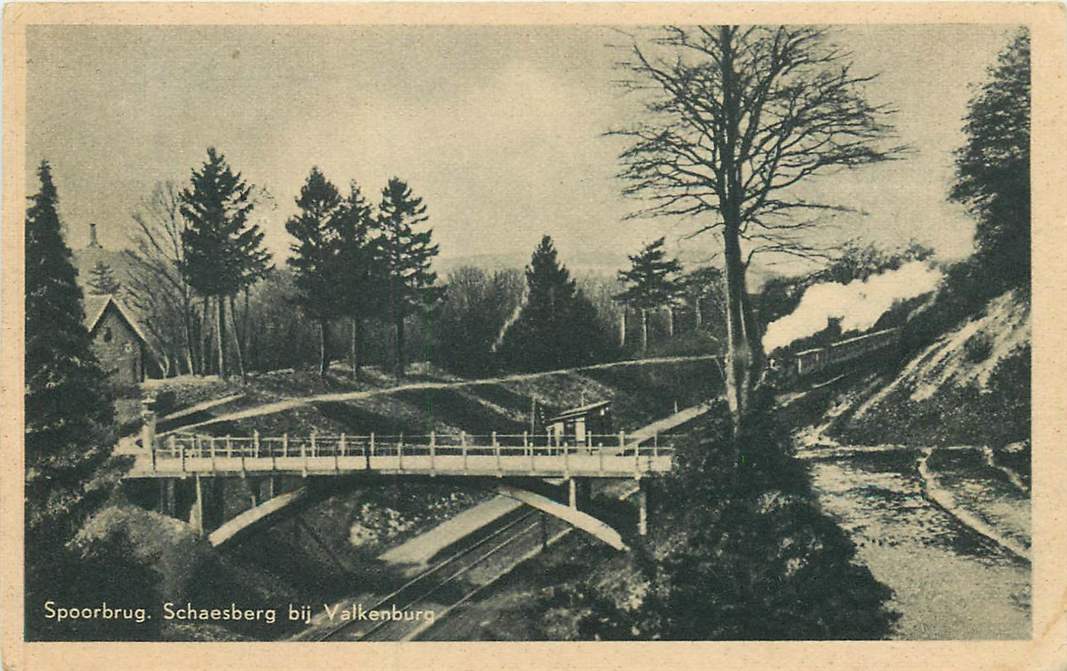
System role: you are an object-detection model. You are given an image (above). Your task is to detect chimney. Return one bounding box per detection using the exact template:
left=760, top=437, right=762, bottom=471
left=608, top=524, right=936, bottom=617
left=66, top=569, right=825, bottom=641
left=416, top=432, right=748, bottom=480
left=88, top=223, right=101, bottom=248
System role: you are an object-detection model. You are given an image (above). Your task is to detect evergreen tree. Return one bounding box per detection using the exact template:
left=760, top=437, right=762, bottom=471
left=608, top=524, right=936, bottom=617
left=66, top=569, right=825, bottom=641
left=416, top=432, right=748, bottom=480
left=334, top=180, right=383, bottom=378
left=25, top=160, right=115, bottom=540
left=951, top=30, right=1030, bottom=290
left=179, top=147, right=271, bottom=376
left=24, top=161, right=119, bottom=636
left=376, top=177, right=441, bottom=378
left=87, top=260, right=122, bottom=296
left=616, top=238, right=683, bottom=354
left=500, top=235, right=615, bottom=372
left=286, top=167, right=345, bottom=376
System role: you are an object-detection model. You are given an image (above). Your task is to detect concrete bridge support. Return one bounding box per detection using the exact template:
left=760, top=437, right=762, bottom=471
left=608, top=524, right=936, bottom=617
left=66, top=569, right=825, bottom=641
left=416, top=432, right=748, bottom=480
left=158, top=478, right=177, bottom=517
left=189, top=475, right=226, bottom=537
left=566, top=478, right=592, bottom=509
left=637, top=479, right=647, bottom=537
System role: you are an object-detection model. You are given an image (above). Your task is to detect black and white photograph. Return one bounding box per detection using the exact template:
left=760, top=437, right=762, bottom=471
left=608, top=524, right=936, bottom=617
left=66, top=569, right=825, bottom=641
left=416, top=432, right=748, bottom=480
left=7, top=4, right=1054, bottom=660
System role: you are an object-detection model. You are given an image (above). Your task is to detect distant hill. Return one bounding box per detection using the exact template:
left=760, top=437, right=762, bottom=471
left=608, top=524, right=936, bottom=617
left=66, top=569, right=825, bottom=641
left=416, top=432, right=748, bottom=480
left=435, top=251, right=629, bottom=277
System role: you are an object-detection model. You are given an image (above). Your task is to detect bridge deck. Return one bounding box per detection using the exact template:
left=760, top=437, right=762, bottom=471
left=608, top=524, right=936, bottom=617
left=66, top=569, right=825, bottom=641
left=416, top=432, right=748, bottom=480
left=127, top=432, right=673, bottom=479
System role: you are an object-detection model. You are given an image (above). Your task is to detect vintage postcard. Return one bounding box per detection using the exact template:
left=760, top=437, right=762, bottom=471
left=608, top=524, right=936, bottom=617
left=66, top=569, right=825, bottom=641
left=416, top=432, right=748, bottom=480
left=2, top=2, right=1065, bottom=670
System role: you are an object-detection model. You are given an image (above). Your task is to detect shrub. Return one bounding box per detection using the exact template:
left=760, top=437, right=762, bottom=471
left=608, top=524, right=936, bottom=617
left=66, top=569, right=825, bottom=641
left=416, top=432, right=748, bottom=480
left=964, top=332, right=993, bottom=363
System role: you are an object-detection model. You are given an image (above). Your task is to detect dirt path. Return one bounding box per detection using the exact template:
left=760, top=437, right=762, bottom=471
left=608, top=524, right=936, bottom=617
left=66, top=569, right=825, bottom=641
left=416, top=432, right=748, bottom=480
left=164, top=355, right=719, bottom=434
left=806, top=446, right=1030, bottom=639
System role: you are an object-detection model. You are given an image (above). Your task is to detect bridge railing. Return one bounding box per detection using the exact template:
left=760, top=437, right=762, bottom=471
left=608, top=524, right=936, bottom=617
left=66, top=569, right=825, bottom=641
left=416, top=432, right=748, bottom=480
left=151, top=431, right=675, bottom=461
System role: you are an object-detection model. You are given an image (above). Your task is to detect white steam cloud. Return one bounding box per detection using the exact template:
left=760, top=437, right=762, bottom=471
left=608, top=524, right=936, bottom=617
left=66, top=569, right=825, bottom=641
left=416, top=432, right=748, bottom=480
left=762, top=261, right=942, bottom=353
left=490, top=286, right=529, bottom=353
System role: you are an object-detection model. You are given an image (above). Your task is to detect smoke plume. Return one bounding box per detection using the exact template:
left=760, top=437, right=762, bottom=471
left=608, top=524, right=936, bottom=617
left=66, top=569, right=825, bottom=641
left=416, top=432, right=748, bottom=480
left=762, top=261, right=941, bottom=353
left=490, top=286, right=528, bottom=353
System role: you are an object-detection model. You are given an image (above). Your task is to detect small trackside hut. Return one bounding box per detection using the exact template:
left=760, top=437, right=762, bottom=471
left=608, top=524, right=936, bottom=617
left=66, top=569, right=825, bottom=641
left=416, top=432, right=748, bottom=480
left=545, top=400, right=613, bottom=446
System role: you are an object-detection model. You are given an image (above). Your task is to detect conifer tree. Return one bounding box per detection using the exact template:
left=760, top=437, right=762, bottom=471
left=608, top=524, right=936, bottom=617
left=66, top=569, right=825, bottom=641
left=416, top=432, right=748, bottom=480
left=179, top=147, right=270, bottom=376
left=87, top=260, right=122, bottom=296
left=286, top=167, right=344, bottom=376
left=616, top=238, right=683, bottom=354
left=25, top=161, right=120, bottom=636
left=500, top=235, right=613, bottom=371
left=25, top=160, right=115, bottom=539
left=376, top=177, right=441, bottom=378
left=334, top=181, right=383, bottom=378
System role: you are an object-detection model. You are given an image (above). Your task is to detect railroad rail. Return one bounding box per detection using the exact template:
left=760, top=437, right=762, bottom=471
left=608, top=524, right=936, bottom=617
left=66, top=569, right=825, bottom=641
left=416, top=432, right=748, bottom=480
left=127, top=431, right=675, bottom=479
left=314, top=508, right=562, bottom=641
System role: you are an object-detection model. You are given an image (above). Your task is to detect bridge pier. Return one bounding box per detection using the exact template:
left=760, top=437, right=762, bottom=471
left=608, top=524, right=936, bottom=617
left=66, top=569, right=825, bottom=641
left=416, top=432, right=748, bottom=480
left=158, top=478, right=177, bottom=517
left=637, top=479, right=647, bottom=537
left=566, top=478, right=593, bottom=509
left=189, top=475, right=225, bottom=537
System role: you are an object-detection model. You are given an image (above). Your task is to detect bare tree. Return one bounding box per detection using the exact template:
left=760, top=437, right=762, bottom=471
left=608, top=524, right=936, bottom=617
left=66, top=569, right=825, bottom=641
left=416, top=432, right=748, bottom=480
left=125, top=181, right=201, bottom=376
left=612, top=26, right=903, bottom=431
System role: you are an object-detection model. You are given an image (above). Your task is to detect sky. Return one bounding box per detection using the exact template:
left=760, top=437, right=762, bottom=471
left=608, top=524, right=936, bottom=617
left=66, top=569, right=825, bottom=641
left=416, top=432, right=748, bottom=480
left=26, top=24, right=1017, bottom=276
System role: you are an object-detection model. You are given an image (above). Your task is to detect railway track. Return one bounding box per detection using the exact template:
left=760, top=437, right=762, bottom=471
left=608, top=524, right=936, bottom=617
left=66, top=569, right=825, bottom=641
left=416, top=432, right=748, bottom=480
left=313, top=479, right=641, bottom=642
left=314, top=508, right=570, bottom=641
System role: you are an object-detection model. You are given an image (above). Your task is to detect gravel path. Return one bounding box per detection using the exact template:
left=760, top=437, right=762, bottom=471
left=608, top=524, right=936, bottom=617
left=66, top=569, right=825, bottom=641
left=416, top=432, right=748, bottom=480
left=807, top=447, right=1030, bottom=639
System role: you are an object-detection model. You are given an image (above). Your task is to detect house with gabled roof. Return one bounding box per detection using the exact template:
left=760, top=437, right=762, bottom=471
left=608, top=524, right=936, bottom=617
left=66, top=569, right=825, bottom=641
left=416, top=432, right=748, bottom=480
left=84, top=294, right=150, bottom=385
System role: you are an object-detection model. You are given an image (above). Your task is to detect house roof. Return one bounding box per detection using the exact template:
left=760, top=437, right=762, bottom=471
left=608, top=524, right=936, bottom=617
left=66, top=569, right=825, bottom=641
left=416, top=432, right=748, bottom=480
left=546, top=400, right=612, bottom=423
left=84, top=294, right=149, bottom=345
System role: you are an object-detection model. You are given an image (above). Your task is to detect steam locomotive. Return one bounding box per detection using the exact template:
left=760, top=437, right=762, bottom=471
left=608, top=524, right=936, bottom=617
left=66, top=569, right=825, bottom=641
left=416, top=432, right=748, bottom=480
left=766, top=327, right=901, bottom=385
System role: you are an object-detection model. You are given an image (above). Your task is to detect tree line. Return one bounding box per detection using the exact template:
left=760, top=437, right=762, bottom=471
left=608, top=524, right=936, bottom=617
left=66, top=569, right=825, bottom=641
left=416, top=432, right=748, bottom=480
left=118, top=150, right=730, bottom=382
left=123, top=149, right=441, bottom=380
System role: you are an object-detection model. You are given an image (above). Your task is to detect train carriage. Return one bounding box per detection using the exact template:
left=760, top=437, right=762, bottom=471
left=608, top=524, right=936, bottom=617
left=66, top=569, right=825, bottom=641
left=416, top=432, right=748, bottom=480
left=768, top=327, right=901, bottom=384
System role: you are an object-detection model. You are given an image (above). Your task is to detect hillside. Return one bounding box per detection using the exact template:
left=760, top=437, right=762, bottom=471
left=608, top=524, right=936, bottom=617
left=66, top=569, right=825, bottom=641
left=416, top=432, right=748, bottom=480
left=164, top=357, right=720, bottom=439
left=123, top=356, right=719, bottom=641
left=826, top=288, right=1030, bottom=450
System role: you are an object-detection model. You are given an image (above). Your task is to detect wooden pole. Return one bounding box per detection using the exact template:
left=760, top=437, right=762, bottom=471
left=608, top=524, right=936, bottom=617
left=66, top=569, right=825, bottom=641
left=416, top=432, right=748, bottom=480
left=493, top=431, right=501, bottom=477
left=430, top=431, right=436, bottom=476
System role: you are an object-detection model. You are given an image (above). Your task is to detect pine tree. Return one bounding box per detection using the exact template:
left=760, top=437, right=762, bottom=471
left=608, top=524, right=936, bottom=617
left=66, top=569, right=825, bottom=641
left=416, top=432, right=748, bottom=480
left=286, top=167, right=345, bottom=376
left=500, top=235, right=614, bottom=372
left=179, top=147, right=271, bottom=377
left=615, top=238, right=683, bottom=354
left=334, top=180, right=383, bottom=378
left=25, top=159, right=115, bottom=538
left=376, top=177, right=441, bottom=378
left=951, top=30, right=1030, bottom=290
left=87, top=260, right=122, bottom=296
left=25, top=161, right=119, bottom=636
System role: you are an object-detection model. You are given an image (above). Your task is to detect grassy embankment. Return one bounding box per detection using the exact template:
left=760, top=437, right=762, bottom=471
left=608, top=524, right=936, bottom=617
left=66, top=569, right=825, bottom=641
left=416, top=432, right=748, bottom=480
left=116, top=356, right=720, bottom=641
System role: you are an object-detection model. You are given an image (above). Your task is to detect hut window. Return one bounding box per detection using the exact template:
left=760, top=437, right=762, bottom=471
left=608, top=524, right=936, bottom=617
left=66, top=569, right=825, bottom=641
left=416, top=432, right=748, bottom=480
left=103, top=327, right=113, bottom=343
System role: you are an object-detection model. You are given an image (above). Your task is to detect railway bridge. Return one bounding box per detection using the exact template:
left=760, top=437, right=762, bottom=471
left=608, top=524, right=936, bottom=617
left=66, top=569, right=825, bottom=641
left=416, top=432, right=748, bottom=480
left=124, top=415, right=676, bottom=552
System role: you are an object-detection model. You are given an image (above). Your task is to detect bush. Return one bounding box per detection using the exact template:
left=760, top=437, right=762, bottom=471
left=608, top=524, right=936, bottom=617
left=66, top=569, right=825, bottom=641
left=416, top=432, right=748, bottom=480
left=26, top=511, right=164, bottom=641
left=964, top=331, right=994, bottom=363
